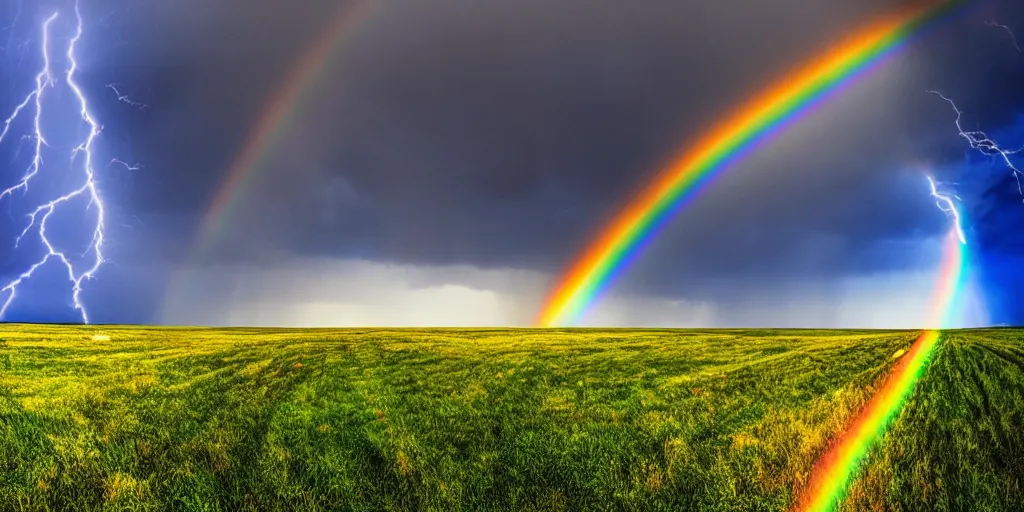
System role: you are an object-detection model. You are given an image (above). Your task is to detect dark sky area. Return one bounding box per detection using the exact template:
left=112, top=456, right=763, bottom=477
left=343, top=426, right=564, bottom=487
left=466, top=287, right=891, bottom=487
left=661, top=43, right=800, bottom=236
left=1, top=0, right=1023, bottom=327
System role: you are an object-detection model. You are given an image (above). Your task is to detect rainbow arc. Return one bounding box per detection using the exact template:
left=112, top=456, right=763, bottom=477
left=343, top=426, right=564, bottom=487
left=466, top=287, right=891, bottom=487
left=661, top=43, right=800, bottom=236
left=537, top=0, right=968, bottom=327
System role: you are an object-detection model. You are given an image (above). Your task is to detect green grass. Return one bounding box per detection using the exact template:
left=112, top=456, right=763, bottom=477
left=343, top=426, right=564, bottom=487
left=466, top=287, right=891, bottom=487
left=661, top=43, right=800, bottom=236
left=843, top=329, right=1024, bottom=511
left=0, top=326, right=1021, bottom=511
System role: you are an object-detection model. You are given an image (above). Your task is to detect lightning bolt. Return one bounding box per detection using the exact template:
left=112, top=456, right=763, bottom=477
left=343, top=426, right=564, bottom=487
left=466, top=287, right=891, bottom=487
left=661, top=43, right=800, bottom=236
left=928, top=90, right=1024, bottom=203
left=985, top=20, right=1021, bottom=53
left=927, top=175, right=966, bottom=244
left=106, top=84, right=147, bottom=109
left=109, top=158, right=140, bottom=171
left=0, top=2, right=107, bottom=323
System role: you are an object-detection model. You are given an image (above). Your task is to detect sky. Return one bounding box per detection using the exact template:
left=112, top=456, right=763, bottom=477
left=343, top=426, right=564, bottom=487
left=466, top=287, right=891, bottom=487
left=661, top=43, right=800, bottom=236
left=0, top=0, right=1022, bottom=327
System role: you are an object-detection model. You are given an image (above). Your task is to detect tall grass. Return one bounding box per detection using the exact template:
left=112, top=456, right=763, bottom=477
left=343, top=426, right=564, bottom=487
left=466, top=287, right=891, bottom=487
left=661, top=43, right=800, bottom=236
left=842, top=329, right=1024, bottom=511
left=0, top=326, right=1019, bottom=510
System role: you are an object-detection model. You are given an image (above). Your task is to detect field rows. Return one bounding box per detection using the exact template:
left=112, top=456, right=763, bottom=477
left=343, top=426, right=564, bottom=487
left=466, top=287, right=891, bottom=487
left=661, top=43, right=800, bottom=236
left=1, top=326, right=1022, bottom=510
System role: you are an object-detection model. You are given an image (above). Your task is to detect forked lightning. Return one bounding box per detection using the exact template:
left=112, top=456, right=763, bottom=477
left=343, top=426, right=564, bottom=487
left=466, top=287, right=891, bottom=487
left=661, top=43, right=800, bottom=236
left=929, top=90, right=1024, bottom=202
left=0, top=2, right=107, bottom=323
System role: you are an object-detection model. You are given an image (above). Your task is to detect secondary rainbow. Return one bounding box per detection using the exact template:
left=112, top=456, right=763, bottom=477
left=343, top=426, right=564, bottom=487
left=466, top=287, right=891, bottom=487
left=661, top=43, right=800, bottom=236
left=537, top=0, right=968, bottom=327
left=795, top=229, right=968, bottom=512
left=162, top=1, right=374, bottom=318
left=194, top=0, right=374, bottom=259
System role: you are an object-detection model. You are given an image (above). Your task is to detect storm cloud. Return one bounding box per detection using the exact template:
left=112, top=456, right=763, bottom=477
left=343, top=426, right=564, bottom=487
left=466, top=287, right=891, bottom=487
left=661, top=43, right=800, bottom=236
left=2, top=0, right=1023, bottom=325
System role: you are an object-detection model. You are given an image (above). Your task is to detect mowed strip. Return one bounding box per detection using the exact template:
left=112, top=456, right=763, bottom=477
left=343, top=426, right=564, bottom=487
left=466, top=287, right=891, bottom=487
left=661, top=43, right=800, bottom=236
left=0, top=326, right=988, bottom=510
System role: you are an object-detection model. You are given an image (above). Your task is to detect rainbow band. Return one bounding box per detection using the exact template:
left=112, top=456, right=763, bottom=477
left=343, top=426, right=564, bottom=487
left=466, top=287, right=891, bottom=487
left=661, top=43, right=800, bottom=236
left=797, top=231, right=967, bottom=511
left=162, top=1, right=373, bottom=317
left=537, top=0, right=967, bottom=327
left=194, top=0, right=373, bottom=259
left=799, top=330, right=941, bottom=512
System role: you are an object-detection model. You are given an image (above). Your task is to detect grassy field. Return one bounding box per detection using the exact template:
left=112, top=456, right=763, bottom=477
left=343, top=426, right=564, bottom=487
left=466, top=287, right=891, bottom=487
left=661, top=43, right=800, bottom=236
left=0, top=326, right=1021, bottom=511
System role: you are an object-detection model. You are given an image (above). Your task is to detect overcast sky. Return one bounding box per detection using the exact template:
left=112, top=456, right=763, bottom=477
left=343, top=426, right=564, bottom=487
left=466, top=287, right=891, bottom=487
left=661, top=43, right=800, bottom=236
left=0, top=0, right=1022, bottom=327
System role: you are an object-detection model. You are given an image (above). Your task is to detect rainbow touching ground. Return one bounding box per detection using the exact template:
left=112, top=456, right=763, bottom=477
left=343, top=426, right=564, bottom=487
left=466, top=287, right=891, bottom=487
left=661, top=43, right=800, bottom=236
left=796, top=230, right=968, bottom=512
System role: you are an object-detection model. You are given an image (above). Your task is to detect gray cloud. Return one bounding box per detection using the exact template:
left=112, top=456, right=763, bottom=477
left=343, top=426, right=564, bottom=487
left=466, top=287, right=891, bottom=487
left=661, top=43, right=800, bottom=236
left=5, top=0, right=1022, bottom=324
left=136, top=0, right=1021, bottom=323
left=213, top=0, right=982, bottom=275
left=161, top=248, right=989, bottom=328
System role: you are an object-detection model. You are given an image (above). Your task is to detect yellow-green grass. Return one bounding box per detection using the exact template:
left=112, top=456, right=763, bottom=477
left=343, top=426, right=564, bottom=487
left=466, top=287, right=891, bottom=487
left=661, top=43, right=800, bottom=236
left=0, top=326, right=1020, bottom=511
left=841, top=329, right=1024, bottom=511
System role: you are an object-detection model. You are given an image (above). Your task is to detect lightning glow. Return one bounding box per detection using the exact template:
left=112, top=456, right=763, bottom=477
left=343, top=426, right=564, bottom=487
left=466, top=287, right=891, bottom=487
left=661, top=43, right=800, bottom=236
left=795, top=177, right=969, bottom=512
left=929, top=90, right=1024, bottom=201
left=0, top=2, right=108, bottom=323
left=927, top=175, right=966, bottom=243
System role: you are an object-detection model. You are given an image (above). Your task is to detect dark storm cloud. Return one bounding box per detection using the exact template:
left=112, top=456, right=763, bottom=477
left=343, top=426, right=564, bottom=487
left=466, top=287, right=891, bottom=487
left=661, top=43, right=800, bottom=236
left=8, top=0, right=1024, bottom=323
left=197, top=0, right=1024, bottom=285
left=89, top=0, right=346, bottom=207
left=949, top=115, right=1024, bottom=325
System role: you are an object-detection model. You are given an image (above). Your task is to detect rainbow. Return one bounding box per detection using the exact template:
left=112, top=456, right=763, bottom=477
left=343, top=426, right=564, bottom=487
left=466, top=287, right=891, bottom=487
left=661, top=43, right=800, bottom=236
left=162, top=1, right=374, bottom=317
left=537, top=0, right=968, bottom=327
left=795, top=230, right=968, bottom=512
left=193, top=0, right=374, bottom=259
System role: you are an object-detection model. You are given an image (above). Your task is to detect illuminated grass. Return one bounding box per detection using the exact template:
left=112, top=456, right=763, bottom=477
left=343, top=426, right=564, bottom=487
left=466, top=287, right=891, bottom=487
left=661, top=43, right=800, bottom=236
left=841, top=329, right=1024, bottom=511
left=0, top=326, right=1020, bottom=510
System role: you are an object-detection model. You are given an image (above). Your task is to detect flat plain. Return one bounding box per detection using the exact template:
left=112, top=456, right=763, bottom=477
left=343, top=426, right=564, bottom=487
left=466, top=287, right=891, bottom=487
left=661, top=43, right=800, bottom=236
left=0, top=325, right=1021, bottom=511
